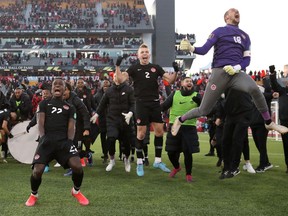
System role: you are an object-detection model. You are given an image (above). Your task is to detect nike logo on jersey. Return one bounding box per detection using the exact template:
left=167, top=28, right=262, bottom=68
left=137, top=69, right=141, bottom=71
left=122, top=92, right=126, bottom=95
left=47, top=103, right=52, bottom=106
left=179, top=101, right=187, bottom=104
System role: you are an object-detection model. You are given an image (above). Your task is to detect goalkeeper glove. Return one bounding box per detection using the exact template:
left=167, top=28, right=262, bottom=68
left=179, top=39, right=195, bottom=52
left=223, top=65, right=241, bottom=76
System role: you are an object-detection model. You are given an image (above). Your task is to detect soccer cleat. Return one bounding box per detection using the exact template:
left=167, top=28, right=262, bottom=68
left=44, top=165, right=49, bottom=173
left=124, top=158, right=131, bottom=172
left=106, top=159, right=115, bottom=172
left=264, top=163, right=273, bottom=171
left=186, top=175, right=193, bottom=182
left=243, top=163, right=256, bottom=174
left=136, top=164, right=144, bottom=177
left=169, top=167, right=181, bottom=178
left=64, top=168, right=73, bottom=176
left=226, top=168, right=240, bottom=178
left=171, top=117, right=182, bottom=136
left=54, top=162, right=61, bottom=168
left=87, top=152, right=93, bottom=166
left=80, top=158, right=86, bottom=167
left=153, top=162, right=171, bottom=173
left=143, top=157, right=149, bottom=166
left=71, top=189, right=89, bottom=206
left=25, top=194, right=38, bottom=207
left=265, top=122, right=288, bottom=134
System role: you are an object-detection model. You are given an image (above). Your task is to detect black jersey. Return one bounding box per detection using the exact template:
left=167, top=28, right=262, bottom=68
left=0, top=109, right=9, bottom=129
left=126, top=63, right=165, bottom=101
left=38, top=98, right=76, bottom=139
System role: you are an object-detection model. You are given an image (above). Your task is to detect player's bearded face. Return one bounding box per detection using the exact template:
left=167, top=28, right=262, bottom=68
left=182, top=79, right=193, bottom=90
left=138, top=48, right=150, bottom=65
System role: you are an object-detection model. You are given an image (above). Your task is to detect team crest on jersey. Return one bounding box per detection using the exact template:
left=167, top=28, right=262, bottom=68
left=83, top=95, right=87, bottom=98
left=210, top=84, right=217, bottom=90
left=63, top=105, right=69, bottom=110
left=34, top=154, right=40, bottom=160
left=151, top=67, right=156, bottom=73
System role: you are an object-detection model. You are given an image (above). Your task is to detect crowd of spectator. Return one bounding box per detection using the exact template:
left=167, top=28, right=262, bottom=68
left=0, top=0, right=150, bottom=31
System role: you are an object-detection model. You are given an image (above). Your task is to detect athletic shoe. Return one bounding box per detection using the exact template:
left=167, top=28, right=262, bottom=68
left=54, top=162, right=61, bottom=168
left=216, top=159, right=222, bottom=167
left=205, top=152, right=215, bottom=156
left=171, top=116, right=182, bottom=136
left=71, top=189, right=89, bottom=206
left=106, top=159, right=115, bottom=172
left=136, top=164, right=144, bottom=177
left=226, top=168, right=240, bottom=178
left=25, top=194, right=38, bottom=207
left=243, top=163, right=256, bottom=174
left=124, top=158, right=131, bottom=172
left=87, top=152, right=93, bottom=166
left=169, top=167, right=181, bottom=178
left=186, top=174, right=193, bottom=182
left=44, top=165, right=49, bottom=173
left=264, top=163, right=273, bottom=171
left=219, top=170, right=229, bottom=180
left=255, top=166, right=265, bottom=173
left=80, top=158, right=86, bottom=167
left=265, top=122, right=288, bottom=134
left=153, top=162, right=171, bottom=173
left=143, top=157, right=149, bottom=166
left=64, top=168, right=73, bottom=176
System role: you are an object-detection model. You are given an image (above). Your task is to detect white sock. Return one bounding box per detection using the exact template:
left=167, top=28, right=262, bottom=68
left=72, top=187, right=80, bottom=194
left=154, top=157, right=161, bottom=163
left=137, top=158, right=143, bottom=165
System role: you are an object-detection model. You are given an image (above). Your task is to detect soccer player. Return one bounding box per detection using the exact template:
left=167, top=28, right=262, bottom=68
left=113, top=44, right=178, bottom=176
left=25, top=79, right=89, bottom=207
left=172, top=8, right=288, bottom=136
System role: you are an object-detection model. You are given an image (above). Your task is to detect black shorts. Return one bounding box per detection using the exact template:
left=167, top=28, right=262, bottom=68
left=135, top=100, right=163, bottom=126
left=165, top=125, right=200, bottom=154
left=32, top=136, right=79, bottom=169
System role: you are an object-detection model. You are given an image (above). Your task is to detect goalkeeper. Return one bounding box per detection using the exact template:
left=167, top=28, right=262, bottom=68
left=172, top=8, right=288, bottom=136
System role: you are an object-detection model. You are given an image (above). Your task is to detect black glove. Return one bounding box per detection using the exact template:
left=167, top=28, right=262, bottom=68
left=26, top=125, right=31, bottom=133
left=8, top=133, right=14, bottom=138
left=269, top=65, right=275, bottom=73
left=115, top=56, right=123, bottom=66
left=123, top=53, right=129, bottom=59
left=192, top=96, right=201, bottom=106
left=172, top=61, right=179, bottom=72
